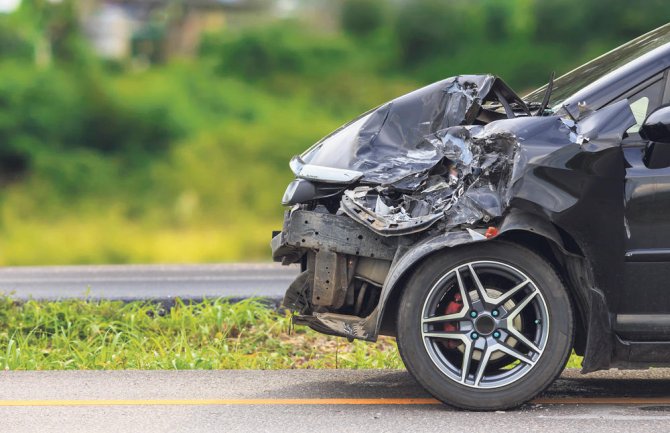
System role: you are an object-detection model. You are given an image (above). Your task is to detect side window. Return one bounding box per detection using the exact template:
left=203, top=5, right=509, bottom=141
left=625, top=78, right=665, bottom=135
left=628, top=97, right=649, bottom=133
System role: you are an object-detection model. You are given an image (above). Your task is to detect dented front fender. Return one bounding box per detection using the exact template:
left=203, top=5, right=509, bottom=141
left=375, top=210, right=572, bottom=335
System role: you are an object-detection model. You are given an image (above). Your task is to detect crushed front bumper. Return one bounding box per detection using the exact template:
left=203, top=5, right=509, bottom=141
left=271, top=208, right=398, bottom=264
left=271, top=208, right=400, bottom=341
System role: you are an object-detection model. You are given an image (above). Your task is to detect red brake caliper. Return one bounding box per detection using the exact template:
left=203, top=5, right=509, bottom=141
left=443, top=293, right=463, bottom=349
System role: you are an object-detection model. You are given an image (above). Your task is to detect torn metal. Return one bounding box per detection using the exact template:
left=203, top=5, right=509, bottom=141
left=340, top=124, right=518, bottom=235
left=273, top=73, right=637, bottom=368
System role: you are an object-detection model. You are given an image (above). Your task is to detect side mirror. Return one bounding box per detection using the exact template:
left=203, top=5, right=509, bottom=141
left=640, top=105, right=670, bottom=143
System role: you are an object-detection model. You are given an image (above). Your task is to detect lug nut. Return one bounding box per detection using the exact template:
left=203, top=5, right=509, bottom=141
left=470, top=332, right=479, bottom=340
left=470, top=311, right=478, bottom=318
left=493, top=331, right=501, bottom=339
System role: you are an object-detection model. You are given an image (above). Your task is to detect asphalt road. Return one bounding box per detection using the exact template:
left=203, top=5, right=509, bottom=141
left=3, top=268, right=670, bottom=432
left=0, top=263, right=299, bottom=301
left=3, top=369, right=670, bottom=433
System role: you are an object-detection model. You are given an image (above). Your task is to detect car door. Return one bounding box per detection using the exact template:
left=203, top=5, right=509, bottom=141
left=619, top=69, right=670, bottom=339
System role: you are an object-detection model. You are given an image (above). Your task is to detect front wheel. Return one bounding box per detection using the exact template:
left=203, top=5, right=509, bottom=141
left=396, top=241, right=573, bottom=410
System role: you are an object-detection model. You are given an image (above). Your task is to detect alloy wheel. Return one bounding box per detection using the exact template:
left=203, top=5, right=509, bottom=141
left=420, top=260, right=549, bottom=389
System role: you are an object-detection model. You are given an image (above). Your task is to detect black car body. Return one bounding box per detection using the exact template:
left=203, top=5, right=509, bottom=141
left=272, top=24, right=670, bottom=410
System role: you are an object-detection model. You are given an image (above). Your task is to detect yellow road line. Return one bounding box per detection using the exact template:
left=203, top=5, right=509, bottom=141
left=0, top=397, right=669, bottom=407
left=0, top=398, right=440, bottom=407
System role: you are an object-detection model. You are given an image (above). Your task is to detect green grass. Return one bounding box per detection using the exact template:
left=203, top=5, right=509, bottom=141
left=0, top=297, right=402, bottom=370
left=0, top=296, right=582, bottom=370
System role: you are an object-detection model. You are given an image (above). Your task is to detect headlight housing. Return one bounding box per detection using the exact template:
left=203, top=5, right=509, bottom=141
left=282, top=178, right=348, bottom=206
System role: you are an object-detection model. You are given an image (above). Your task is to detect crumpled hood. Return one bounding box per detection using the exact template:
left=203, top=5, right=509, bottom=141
left=297, top=75, right=519, bottom=188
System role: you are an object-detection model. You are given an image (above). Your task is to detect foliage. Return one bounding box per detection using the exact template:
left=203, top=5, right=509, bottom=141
left=0, top=1, right=667, bottom=264
left=340, top=0, right=386, bottom=39
left=204, top=22, right=357, bottom=81
left=394, top=0, right=482, bottom=66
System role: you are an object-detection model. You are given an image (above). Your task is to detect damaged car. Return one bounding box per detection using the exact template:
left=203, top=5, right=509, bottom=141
left=272, top=23, right=670, bottom=410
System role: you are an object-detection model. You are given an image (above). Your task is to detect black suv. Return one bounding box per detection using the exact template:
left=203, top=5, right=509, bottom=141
left=272, top=23, right=670, bottom=410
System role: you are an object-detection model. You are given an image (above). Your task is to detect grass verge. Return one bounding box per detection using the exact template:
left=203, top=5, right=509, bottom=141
left=0, top=297, right=582, bottom=370
left=0, top=298, right=401, bottom=370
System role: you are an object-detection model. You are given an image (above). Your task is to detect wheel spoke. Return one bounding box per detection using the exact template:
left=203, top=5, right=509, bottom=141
left=495, top=341, right=535, bottom=366
left=507, top=326, right=541, bottom=354
left=422, top=331, right=469, bottom=343
left=493, top=278, right=531, bottom=307
left=468, top=264, right=495, bottom=305
left=422, top=314, right=464, bottom=324
left=455, top=267, right=473, bottom=309
left=473, top=346, right=493, bottom=387
left=422, top=268, right=471, bottom=324
left=504, top=290, right=538, bottom=322
left=460, top=339, right=474, bottom=384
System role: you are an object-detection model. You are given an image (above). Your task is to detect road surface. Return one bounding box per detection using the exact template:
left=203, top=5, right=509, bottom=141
left=3, top=369, right=670, bottom=433
left=3, top=266, right=670, bottom=432
left=0, top=263, right=299, bottom=301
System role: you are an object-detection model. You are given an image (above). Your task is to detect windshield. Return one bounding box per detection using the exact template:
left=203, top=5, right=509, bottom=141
left=525, top=23, right=670, bottom=108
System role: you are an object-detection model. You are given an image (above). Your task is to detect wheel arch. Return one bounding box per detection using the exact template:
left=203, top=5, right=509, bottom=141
left=377, top=212, right=592, bottom=359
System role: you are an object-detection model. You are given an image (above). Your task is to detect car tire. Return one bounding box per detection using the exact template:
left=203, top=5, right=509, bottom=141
left=396, top=241, right=574, bottom=410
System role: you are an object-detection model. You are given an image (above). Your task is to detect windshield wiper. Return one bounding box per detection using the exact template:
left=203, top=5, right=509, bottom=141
left=535, top=72, right=555, bottom=116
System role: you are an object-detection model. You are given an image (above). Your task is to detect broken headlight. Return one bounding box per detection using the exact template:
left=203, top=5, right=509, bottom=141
left=282, top=179, right=349, bottom=206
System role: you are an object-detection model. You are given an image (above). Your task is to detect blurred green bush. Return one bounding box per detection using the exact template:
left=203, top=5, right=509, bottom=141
left=0, top=0, right=666, bottom=264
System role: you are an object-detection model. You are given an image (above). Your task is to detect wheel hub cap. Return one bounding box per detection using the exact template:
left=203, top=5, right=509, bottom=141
left=474, top=314, right=496, bottom=335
